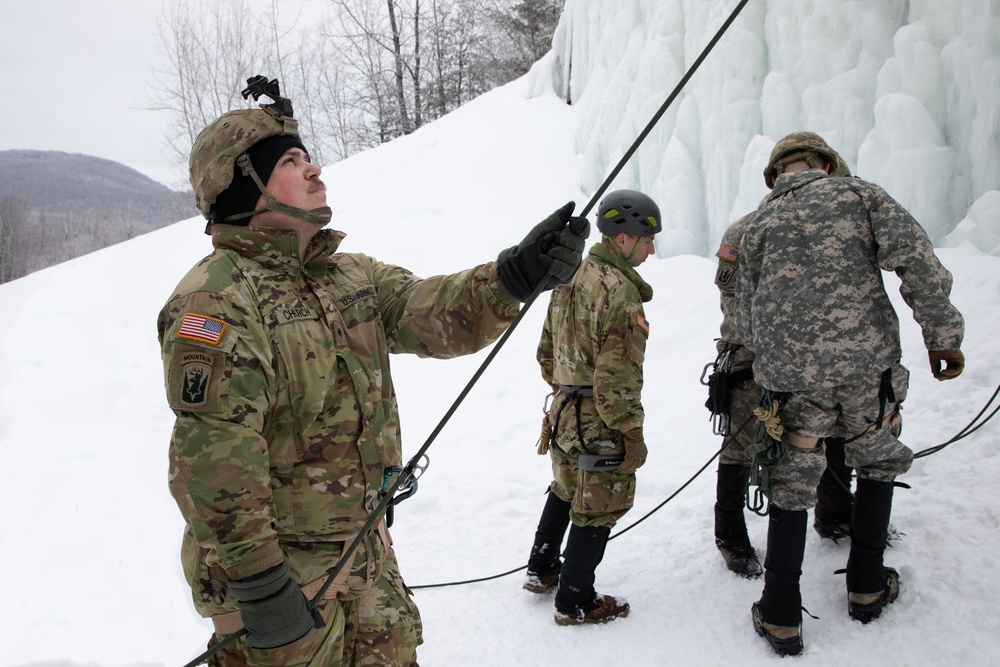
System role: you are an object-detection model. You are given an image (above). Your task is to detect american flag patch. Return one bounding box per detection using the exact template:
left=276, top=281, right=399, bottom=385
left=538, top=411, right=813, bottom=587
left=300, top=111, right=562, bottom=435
left=636, top=313, right=650, bottom=334
left=178, top=313, right=227, bottom=345
left=716, top=245, right=739, bottom=262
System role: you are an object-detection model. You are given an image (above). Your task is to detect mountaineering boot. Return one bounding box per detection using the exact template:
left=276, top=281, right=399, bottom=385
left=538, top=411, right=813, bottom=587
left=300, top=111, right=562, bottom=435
left=847, top=477, right=899, bottom=623
left=849, top=567, right=899, bottom=624
left=555, top=593, right=631, bottom=626
left=752, top=602, right=802, bottom=657
left=814, top=437, right=853, bottom=542
left=524, top=491, right=572, bottom=594
left=554, top=524, right=628, bottom=625
left=714, top=463, right=762, bottom=578
left=753, top=506, right=808, bottom=656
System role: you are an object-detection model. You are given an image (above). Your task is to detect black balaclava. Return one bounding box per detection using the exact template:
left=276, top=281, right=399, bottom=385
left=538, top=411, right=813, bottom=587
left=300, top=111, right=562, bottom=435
left=213, top=134, right=306, bottom=225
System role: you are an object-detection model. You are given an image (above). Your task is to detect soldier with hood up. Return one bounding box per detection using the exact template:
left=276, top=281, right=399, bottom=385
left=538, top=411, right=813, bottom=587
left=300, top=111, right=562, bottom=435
left=157, top=77, right=589, bottom=666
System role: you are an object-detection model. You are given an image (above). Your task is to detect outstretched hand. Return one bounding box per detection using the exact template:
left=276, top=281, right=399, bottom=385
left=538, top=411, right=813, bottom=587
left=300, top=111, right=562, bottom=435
left=496, top=201, right=590, bottom=301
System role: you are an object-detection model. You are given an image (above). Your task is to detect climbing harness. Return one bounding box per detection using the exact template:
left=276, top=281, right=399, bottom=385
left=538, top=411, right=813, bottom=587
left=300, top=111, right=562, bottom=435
left=545, top=385, right=626, bottom=471
left=701, top=341, right=754, bottom=436
left=745, top=390, right=788, bottom=516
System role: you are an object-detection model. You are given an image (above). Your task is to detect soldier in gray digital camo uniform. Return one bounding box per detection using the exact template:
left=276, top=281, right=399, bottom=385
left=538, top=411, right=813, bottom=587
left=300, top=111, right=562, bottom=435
left=522, top=189, right=660, bottom=626
left=158, top=79, right=588, bottom=666
left=710, top=150, right=856, bottom=580
left=734, top=132, right=965, bottom=656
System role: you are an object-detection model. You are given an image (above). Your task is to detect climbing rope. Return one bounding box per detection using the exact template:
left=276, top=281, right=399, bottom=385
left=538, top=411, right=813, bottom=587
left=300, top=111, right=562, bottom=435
left=745, top=394, right=788, bottom=516
left=407, top=378, right=999, bottom=591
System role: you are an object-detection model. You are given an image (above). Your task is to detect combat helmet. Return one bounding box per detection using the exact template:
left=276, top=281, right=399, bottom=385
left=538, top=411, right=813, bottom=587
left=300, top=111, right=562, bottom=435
left=763, top=131, right=849, bottom=188
left=189, top=76, right=331, bottom=230
left=597, top=189, right=661, bottom=238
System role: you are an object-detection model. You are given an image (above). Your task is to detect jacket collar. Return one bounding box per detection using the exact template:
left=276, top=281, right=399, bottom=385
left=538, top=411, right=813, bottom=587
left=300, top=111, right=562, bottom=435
left=767, top=168, right=829, bottom=200
left=589, top=242, right=654, bottom=303
left=210, top=225, right=347, bottom=269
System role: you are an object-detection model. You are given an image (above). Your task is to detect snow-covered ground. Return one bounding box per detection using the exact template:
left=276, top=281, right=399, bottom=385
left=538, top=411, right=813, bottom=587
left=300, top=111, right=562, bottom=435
left=2, top=2, right=999, bottom=664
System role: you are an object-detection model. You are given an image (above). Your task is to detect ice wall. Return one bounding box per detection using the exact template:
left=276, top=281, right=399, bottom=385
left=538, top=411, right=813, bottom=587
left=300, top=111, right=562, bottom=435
left=534, top=0, right=1000, bottom=257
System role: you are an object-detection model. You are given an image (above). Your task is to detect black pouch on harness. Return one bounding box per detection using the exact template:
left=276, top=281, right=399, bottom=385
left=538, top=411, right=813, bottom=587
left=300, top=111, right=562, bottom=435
left=701, top=344, right=752, bottom=436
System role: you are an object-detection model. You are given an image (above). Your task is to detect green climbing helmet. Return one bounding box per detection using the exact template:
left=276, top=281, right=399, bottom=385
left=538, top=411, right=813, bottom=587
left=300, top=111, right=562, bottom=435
left=597, top=189, right=661, bottom=237
left=763, top=131, right=851, bottom=188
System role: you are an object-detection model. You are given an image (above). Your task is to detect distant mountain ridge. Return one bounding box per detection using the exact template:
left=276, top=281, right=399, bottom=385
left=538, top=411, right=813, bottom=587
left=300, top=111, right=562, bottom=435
left=0, top=149, right=196, bottom=224
left=0, top=150, right=199, bottom=283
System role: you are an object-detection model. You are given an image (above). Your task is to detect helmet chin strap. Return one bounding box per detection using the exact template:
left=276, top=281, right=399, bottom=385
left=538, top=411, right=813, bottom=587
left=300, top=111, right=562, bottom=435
left=606, top=233, right=642, bottom=263
left=220, top=153, right=332, bottom=227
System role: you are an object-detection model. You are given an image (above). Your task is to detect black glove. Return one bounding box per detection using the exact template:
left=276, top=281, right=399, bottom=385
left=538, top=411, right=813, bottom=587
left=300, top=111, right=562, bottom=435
left=496, top=201, right=590, bottom=301
left=229, top=562, right=319, bottom=649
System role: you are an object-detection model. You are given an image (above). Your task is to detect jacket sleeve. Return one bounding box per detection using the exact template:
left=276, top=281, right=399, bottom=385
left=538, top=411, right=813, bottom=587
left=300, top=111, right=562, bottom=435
left=866, top=184, right=965, bottom=351
left=377, top=260, right=522, bottom=357
left=592, top=291, right=647, bottom=433
left=158, top=288, right=284, bottom=581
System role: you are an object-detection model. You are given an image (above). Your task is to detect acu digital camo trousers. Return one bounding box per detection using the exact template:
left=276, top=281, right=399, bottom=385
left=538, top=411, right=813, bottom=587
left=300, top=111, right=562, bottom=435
left=719, top=373, right=759, bottom=468
left=767, top=363, right=913, bottom=512
left=208, top=547, right=422, bottom=667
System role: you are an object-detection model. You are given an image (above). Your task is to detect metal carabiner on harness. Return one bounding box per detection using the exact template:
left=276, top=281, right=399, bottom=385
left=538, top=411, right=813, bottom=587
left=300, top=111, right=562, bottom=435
left=381, top=454, right=430, bottom=527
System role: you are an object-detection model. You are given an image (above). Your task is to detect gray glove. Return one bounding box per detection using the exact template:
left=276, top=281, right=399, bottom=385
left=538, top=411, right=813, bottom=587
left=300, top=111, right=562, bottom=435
left=496, top=201, right=590, bottom=301
left=229, top=562, right=318, bottom=649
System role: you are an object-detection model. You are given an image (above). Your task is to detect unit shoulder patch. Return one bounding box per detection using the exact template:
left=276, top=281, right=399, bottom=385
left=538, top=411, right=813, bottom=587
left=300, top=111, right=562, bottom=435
left=167, top=344, right=227, bottom=412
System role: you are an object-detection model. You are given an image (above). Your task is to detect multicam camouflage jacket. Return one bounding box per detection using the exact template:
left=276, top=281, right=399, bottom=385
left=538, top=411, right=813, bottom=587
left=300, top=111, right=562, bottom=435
left=158, top=225, right=520, bottom=616
left=735, top=170, right=964, bottom=392
left=537, top=242, right=653, bottom=451
left=714, top=213, right=756, bottom=372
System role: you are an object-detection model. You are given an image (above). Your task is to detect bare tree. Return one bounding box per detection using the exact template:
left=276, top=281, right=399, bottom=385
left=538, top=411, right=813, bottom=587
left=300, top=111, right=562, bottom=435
left=0, top=196, right=28, bottom=283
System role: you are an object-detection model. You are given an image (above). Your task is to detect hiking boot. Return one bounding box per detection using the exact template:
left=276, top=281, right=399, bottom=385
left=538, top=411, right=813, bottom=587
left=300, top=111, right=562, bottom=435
left=716, top=538, right=763, bottom=579
left=751, top=602, right=803, bottom=657
left=523, top=572, right=559, bottom=594
left=849, top=567, right=899, bottom=624
left=554, top=594, right=630, bottom=626
left=813, top=520, right=851, bottom=543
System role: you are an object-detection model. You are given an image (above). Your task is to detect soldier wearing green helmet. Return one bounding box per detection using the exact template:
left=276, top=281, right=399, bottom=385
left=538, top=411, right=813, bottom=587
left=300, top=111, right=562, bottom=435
left=523, top=188, right=659, bottom=626
left=732, top=131, right=966, bottom=656
left=158, top=77, right=590, bottom=665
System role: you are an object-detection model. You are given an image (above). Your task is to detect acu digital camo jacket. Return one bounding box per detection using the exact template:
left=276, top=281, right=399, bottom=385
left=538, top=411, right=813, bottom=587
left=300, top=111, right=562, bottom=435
left=734, top=170, right=964, bottom=393
left=538, top=242, right=653, bottom=450
left=158, top=225, right=520, bottom=617
left=714, top=212, right=756, bottom=373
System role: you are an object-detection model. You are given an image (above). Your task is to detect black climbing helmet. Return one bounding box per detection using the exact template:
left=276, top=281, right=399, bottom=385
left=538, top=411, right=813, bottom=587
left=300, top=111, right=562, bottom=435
left=597, top=189, right=661, bottom=237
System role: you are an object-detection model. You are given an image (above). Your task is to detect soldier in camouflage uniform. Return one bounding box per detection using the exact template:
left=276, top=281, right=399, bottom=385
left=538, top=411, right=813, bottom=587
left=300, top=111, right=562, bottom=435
left=710, top=150, right=856, bottom=580
left=158, top=80, right=589, bottom=666
left=734, top=132, right=965, bottom=656
left=522, top=189, right=659, bottom=626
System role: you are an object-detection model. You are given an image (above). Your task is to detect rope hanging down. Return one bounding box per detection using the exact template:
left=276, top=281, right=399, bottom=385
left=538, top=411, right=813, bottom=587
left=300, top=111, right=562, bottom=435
left=181, top=3, right=751, bottom=664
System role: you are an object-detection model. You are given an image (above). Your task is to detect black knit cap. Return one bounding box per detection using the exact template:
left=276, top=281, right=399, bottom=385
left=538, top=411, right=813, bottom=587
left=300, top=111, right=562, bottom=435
left=213, top=134, right=307, bottom=225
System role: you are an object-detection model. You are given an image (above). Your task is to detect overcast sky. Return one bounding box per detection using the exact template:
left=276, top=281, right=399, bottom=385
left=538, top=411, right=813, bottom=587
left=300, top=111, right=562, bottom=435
left=1, top=0, right=328, bottom=191
left=0, top=0, right=184, bottom=186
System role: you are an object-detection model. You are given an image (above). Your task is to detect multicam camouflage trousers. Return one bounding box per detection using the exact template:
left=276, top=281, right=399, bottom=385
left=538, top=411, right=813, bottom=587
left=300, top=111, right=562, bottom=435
left=549, top=449, right=636, bottom=529
left=719, top=371, right=759, bottom=468
left=768, top=363, right=913, bottom=511
left=208, top=548, right=422, bottom=667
